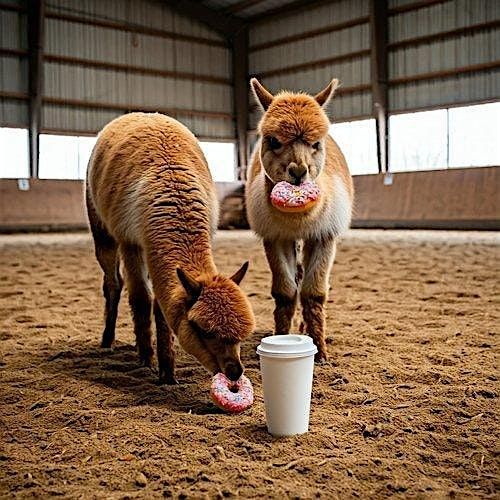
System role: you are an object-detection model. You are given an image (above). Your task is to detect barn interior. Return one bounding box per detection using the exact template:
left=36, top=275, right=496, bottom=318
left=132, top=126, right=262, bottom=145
left=0, top=0, right=499, bottom=498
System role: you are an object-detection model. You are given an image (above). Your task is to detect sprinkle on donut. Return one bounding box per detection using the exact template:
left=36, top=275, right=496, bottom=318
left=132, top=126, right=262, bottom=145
left=210, top=373, right=254, bottom=413
left=270, top=181, right=320, bottom=213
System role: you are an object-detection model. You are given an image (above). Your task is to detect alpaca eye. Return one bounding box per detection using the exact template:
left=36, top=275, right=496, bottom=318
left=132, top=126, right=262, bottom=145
left=189, top=321, right=215, bottom=339
left=268, top=137, right=282, bottom=150
left=312, top=142, right=320, bottom=150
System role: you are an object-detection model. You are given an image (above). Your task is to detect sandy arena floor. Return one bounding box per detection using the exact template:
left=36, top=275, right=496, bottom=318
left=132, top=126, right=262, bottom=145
left=0, top=230, right=499, bottom=498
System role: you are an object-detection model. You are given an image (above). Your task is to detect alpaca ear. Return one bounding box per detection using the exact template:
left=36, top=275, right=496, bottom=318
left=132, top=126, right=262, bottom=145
left=314, top=79, right=340, bottom=107
left=177, top=268, right=202, bottom=299
left=250, top=78, right=273, bottom=111
left=230, top=261, right=249, bottom=285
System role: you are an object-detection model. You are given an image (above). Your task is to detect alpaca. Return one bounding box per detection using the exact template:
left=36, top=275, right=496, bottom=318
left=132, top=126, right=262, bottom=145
left=245, top=79, right=354, bottom=361
left=86, top=112, right=255, bottom=384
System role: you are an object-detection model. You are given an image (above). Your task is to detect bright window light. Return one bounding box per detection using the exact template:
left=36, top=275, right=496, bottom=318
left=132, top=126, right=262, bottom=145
left=0, top=127, right=29, bottom=178
left=39, top=134, right=96, bottom=180
left=389, top=109, right=448, bottom=172
left=77, top=136, right=97, bottom=179
left=329, top=119, right=378, bottom=175
left=448, top=102, right=500, bottom=168
left=199, top=141, right=236, bottom=182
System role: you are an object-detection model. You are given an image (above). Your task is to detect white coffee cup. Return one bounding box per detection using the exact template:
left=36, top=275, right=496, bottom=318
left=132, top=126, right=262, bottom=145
left=257, top=335, right=318, bottom=436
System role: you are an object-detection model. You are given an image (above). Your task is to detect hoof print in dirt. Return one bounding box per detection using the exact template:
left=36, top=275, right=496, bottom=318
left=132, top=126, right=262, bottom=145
left=363, top=423, right=383, bottom=439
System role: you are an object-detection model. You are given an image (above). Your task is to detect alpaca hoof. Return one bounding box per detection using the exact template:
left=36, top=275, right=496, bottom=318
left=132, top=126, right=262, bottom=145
left=140, top=356, right=154, bottom=369
left=315, top=351, right=329, bottom=363
left=100, top=334, right=114, bottom=349
left=159, top=372, right=179, bottom=385
left=138, top=346, right=155, bottom=368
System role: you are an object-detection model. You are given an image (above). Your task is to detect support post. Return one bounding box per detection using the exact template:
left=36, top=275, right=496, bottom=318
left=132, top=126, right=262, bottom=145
left=231, top=26, right=249, bottom=180
left=370, top=0, right=389, bottom=174
left=27, top=0, right=45, bottom=178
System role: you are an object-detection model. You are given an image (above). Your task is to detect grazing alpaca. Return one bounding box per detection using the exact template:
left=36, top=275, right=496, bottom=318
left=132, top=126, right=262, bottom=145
left=86, top=113, right=255, bottom=384
left=246, top=79, right=353, bottom=361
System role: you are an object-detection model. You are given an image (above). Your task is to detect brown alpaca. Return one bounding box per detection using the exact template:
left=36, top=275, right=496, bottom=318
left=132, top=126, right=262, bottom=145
left=246, top=79, right=353, bottom=361
left=86, top=112, right=255, bottom=384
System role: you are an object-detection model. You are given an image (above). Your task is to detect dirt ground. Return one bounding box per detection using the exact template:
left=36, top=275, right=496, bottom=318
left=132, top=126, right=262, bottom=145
left=0, top=230, right=499, bottom=499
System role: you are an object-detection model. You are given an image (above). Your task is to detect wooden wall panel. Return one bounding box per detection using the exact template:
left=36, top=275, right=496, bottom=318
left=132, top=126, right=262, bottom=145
left=353, top=166, right=500, bottom=228
left=0, top=179, right=87, bottom=231
left=0, top=167, right=499, bottom=232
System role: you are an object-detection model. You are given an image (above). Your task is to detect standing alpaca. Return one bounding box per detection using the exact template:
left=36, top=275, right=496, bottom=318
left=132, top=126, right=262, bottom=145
left=86, top=112, right=255, bottom=384
left=246, top=79, right=353, bottom=361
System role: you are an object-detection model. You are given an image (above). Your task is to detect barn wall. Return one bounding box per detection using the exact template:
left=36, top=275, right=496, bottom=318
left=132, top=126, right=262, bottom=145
left=1, top=167, right=498, bottom=231
left=388, top=0, right=500, bottom=113
left=248, top=0, right=371, bottom=129
left=0, top=0, right=234, bottom=140
left=0, top=2, right=28, bottom=127
left=352, top=166, right=500, bottom=228
left=248, top=0, right=500, bottom=130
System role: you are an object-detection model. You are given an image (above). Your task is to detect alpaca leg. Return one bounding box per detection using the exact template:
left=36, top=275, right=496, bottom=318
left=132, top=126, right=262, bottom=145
left=87, top=192, right=122, bottom=348
left=301, top=237, right=336, bottom=362
left=121, top=244, right=154, bottom=367
left=264, top=239, right=299, bottom=335
left=154, top=299, right=177, bottom=385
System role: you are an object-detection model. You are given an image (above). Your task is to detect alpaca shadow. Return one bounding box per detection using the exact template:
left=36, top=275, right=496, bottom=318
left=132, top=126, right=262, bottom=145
left=39, top=333, right=269, bottom=415
left=39, top=340, right=226, bottom=415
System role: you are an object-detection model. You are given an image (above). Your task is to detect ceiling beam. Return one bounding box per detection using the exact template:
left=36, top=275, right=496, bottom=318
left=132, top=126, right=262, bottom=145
left=248, top=0, right=332, bottom=24
left=369, top=0, right=389, bottom=175
left=161, top=0, right=245, bottom=38
left=231, top=26, right=249, bottom=179
left=225, top=0, right=267, bottom=14
left=27, top=0, right=45, bottom=179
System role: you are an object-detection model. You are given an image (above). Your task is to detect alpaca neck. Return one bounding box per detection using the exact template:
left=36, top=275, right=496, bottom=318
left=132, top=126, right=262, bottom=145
left=145, top=225, right=217, bottom=299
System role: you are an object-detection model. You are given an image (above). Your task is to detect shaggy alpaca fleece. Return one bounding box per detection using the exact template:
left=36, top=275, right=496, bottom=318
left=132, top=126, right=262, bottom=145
left=246, top=87, right=353, bottom=242
left=86, top=112, right=255, bottom=381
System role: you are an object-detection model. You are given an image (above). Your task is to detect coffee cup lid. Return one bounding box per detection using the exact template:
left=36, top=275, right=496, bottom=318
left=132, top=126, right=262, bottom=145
left=256, top=335, right=318, bottom=358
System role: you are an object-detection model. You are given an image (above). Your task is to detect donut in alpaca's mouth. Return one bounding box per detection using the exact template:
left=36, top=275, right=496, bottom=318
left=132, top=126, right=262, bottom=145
left=270, top=180, right=321, bottom=213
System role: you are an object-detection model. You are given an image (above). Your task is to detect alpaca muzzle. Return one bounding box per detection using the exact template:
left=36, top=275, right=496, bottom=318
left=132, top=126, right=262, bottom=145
left=224, top=361, right=244, bottom=382
left=288, top=163, right=307, bottom=185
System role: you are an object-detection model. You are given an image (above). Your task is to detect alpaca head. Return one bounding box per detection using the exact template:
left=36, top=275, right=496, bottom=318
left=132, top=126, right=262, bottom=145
left=175, top=263, right=255, bottom=381
left=251, top=78, right=339, bottom=186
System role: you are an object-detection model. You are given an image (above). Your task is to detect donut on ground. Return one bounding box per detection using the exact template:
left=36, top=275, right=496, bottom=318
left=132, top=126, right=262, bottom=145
left=210, top=373, right=253, bottom=413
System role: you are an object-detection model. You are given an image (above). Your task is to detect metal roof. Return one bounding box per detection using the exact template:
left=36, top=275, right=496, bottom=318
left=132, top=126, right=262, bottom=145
left=201, top=0, right=304, bottom=20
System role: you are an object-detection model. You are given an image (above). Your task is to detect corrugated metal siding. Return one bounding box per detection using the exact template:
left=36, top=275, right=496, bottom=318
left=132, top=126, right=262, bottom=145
left=249, top=0, right=371, bottom=125
left=43, top=64, right=232, bottom=113
left=388, top=0, right=500, bottom=111
left=0, top=56, right=28, bottom=93
left=250, top=0, right=368, bottom=43
left=390, top=33, right=499, bottom=79
left=0, top=7, right=28, bottom=127
left=250, top=23, right=368, bottom=73
left=390, top=69, right=500, bottom=111
left=0, top=9, right=27, bottom=49
left=52, top=0, right=223, bottom=41
left=0, top=100, right=28, bottom=127
left=42, top=105, right=122, bottom=134
left=389, top=0, right=498, bottom=40
left=44, top=19, right=231, bottom=78
left=42, top=0, right=233, bottom=138
left=42, top=104, right=233, bottom=140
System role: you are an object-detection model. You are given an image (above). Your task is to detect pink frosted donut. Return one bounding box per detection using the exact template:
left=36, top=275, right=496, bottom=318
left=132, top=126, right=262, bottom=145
left=270, top=180, right=320, bottom=213
left=210, top=373, right=253, bottom=413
